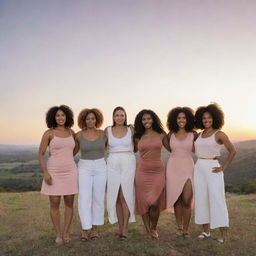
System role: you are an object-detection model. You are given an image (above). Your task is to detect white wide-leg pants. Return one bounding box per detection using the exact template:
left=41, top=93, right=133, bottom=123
left=194, top=159, right=229, bottom=229
left=78, top=158, right=107, bottom=230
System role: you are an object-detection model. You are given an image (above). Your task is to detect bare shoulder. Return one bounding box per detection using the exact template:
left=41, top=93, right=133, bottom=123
left=104, top=126, right=110, bottom=136
left=160, top=131, right=167, bottom=139
left=75, top=130, right=82, bottom=140
left=215, top=130, right=226, bottom=138
left=129, top=125, right=135, bottom=134
left=43, top=129, right=54, bottom=138
left=70, top=129, right=76, bottom=136
left=193, top=130, right=198, bottom=140
left=99, top=129, right=106, bottom=137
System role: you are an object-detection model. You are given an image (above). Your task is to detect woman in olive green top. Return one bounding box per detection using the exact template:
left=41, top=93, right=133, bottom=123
left=74, top=108, right=107, bottom=241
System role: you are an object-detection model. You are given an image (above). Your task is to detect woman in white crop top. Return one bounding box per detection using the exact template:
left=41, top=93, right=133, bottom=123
left=105, top=106, right=136, bottom=240
left=194, top=103, right=236, bottom=243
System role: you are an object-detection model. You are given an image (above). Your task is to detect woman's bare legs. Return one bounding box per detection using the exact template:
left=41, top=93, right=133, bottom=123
left=63, top=195, right=74, bottom=242
left=116, top=187, right=130, bottom=237
left=49, top=196, right=62, bottom=244
left=181, top=179, right=193, bottom=234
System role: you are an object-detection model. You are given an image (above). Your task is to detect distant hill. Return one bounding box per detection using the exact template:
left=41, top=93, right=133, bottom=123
left=220, top=140, right=256, bottom=193
left=0, top=141, right=255, bottom=193
left=0, top=144, right=38, bottom=162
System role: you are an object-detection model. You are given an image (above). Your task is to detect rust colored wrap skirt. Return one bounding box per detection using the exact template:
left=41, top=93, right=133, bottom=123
left=135, top=158, right=166, bottom=215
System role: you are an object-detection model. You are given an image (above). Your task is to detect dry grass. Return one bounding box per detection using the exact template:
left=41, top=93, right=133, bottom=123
left=0, top=192, right=255, bottom=256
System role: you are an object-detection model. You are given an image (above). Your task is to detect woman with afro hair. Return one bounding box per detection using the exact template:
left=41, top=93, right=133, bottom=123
left=39, top=105, right=78, bottom=244
left=166, top=107, right=197, bottom=238
left=74, top=108, right=107, bottom=241
left=134, top=109, right=169, bottom=239
left=194, top=103, right=236, bottom=243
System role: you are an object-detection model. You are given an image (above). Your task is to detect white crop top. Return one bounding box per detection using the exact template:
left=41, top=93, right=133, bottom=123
left=107, top=126, right=134, bottom=153
left=195, top=131, right=222, bottom=158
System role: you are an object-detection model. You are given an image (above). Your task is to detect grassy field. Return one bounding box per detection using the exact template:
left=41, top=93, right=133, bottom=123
left=0, top=192, right=255, bottom=256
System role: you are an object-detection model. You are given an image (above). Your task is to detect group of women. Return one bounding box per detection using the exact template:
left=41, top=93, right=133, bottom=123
left=38, top=103, right=236, bottom=245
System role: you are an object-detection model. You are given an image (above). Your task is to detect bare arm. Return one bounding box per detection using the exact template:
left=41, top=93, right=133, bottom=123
left=104, top=127, right=109, bottom=148
left=134, top=138, right=139, bottom=153
left=192, top=131, right=198, bottom=153
left=73, top=131, right=81, bottom=156
left=38, top=130, right=52, bottom=185
left=162, top=132, right=171, bottom=152
left=212, top=131, right=236, bottom=173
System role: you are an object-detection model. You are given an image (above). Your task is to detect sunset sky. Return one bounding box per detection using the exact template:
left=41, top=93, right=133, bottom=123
left=1, top=0, right=256, bottom=145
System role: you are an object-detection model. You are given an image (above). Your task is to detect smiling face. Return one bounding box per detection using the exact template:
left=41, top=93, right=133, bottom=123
left=86, top=112, right=97, bottom=129
left=55, top=110, right=66, bottom=126
left=142, top=113, right=153, bottom=129
left=202, top=111, right=213, bottom=129
left=177, top=112, right=187, bottom=129
left=113, top=109, right=126, bottom=126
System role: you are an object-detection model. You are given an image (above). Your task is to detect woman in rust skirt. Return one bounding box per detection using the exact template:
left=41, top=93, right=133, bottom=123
left=134, top=109, right=169, bottom=239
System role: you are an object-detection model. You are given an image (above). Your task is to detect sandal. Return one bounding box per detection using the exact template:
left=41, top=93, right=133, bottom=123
left=150, top=229, right=159, bottom=239
left=217, top=238, right=224, bottom=243
left=119, top=234, right=127, bottom=240
left=80, top=230, right=89, bottom=241
left=175, top=228, right=183, bottom=236
left=90, top=229, right=99, bottom=240
left=55, top=237, right=63, bottom=245
left=183, top=232, right=190, bottom=238
left=198, top=232, right=211, bottom=239
left=63, top=237, right=71, bottom=243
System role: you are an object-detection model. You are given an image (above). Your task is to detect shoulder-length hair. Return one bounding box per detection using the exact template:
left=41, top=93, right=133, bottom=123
left=78, top=108, right=104, bottom=129
left=134, top=109, right=164, bottom=139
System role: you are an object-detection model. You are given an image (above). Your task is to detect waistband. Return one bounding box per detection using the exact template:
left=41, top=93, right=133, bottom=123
left=197, top=157, right=218, bottom=160
left=109, top=151, right=133, bottom=154
left=79, top=157, right=105, bottom=162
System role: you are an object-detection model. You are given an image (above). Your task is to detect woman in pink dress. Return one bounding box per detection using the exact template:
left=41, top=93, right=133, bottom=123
left=134, top=109, right=169, bottom=239
left=39, top=105, right=78, bottom=244
left=166, top=107, right=197, bottom=238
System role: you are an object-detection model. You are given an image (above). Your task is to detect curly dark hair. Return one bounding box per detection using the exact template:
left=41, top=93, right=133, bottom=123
left=167, top=107, right=195, bottom=132
left=195, top=103, right=224, bottom=129
left=78, top=108, right=104, bottom=129
left=112, top=106, right=127, bottom=126
left=134, top=109, right=164, bottom=139
left=46, top=105, right=74, bottom=128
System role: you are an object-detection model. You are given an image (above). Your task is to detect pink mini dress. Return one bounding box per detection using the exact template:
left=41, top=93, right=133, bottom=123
left=166, top=132, right=194, bottom=212
left=41, top=135, right=78, bottom=196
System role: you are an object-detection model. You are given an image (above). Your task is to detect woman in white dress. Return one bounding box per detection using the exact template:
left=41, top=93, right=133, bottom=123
left=106, top=106, right=136, bottom=239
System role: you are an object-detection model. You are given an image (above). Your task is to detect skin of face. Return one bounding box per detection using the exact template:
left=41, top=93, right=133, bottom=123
left=202, top=111, right=213, bottom=129
left=142, top=113, right=153, bottom=129
left=177, top=112, right=187, bottom=129
left=86, top=112, right=97, bottom=129
left=113, top=110, right=126, bottom=126
left=55, top=110, right=66, bottom=126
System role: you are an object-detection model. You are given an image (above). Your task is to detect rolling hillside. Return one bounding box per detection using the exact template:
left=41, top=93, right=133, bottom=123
left=0, top=140, right=255, bottom=192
